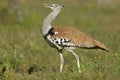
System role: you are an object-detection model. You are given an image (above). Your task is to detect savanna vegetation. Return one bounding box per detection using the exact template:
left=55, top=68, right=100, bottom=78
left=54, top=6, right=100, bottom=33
left=0, top=0, right=120, bottom=80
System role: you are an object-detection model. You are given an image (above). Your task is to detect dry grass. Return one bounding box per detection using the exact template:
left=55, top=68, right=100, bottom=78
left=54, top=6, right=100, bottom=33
left=0, top=0, right=120, bottom=80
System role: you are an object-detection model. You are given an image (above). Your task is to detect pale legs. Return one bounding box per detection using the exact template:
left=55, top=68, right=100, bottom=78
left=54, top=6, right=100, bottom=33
left=59, top=48, right=81, bottom=73
left=59, top=52, right=64, bottom=73
left=66, top=49, right=81, bottom=73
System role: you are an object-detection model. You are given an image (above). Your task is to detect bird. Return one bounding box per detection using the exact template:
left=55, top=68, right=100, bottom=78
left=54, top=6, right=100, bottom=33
left=41, top=3, right=109, bottom=73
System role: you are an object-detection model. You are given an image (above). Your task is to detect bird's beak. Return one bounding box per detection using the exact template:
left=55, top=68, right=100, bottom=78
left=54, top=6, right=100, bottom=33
left=44, top=4, right=51, bottom=8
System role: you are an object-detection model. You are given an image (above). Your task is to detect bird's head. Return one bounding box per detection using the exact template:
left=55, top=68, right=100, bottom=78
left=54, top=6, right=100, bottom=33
left=44, top=3, right=63, bottom=11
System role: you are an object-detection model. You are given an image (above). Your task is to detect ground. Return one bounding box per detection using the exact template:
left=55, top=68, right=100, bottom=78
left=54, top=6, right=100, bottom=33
left=0, top=0, right=120, bottom=80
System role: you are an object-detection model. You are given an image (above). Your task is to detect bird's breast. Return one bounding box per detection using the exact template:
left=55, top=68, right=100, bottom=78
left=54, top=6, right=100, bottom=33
left=45, top=37, right=56, bottom=47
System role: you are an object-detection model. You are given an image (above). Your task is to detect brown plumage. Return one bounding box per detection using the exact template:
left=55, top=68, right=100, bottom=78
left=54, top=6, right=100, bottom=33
left=50, top=26, right=109, bottom=51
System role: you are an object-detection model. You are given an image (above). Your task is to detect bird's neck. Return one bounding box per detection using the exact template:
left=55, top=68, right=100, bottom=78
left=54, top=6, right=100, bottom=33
left=42, top=10, right=61, bottom=36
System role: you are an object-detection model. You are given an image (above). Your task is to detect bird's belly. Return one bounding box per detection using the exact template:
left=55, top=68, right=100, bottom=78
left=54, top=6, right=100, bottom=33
left=45, top=38, right=58, bottom=48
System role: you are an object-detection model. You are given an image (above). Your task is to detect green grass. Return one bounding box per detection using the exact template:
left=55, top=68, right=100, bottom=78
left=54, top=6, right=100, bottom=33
left=0, top=0, right=120, bottom=80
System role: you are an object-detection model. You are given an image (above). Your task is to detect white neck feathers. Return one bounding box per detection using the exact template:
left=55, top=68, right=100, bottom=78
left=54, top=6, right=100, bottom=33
left=41, top=9, right=61, bottom=36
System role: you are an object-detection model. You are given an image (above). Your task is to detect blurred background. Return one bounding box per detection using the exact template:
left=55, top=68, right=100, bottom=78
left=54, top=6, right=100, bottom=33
left=0, top=0, right=120, bottom=28
left=0, top=0, right=120, bottom=80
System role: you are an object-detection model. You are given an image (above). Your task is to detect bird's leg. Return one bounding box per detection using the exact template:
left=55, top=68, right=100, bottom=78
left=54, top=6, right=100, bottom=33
left=67, top=49, right=81, bottom=73
left=59, top=51, right=64, bottom=73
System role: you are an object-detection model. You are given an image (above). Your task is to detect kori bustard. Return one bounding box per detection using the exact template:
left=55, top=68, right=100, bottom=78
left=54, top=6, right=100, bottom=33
left=41, top=3, right=109, bottom=73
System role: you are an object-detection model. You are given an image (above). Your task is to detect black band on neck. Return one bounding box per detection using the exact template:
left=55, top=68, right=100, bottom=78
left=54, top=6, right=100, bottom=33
left=44, top=27, right=54, bottom=38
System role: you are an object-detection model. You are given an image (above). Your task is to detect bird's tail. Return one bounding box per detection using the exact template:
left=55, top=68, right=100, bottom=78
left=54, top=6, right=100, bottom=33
left=94, top=40, right=109, bottom=52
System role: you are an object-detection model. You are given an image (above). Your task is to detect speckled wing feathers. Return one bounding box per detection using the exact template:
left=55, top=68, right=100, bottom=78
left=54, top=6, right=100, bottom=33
left=49, top=27, right=109, bottom=51
left=50, top=27, right=95, bottom=47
